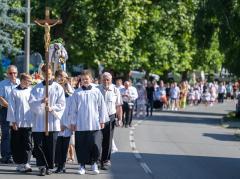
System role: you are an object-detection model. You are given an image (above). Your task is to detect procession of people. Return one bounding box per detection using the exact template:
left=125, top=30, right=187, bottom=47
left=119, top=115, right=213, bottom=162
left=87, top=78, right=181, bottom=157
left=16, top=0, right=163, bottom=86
left=0, top=64, right=128, bottom=176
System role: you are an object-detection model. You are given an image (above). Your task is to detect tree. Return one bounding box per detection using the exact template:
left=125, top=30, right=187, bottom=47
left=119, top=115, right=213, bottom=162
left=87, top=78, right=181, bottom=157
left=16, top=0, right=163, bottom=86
left=0, top=0, right=25, bottom=78
left=0, top=0, right=25, bottom=53
left=133, top=0, right=199, bottom=78
left=31, top=0, right=149, bottom=76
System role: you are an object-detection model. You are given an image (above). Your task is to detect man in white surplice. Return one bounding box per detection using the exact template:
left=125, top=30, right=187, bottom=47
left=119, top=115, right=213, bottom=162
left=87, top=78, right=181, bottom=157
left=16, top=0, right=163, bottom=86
left=28, top=64, right=65, bottom=176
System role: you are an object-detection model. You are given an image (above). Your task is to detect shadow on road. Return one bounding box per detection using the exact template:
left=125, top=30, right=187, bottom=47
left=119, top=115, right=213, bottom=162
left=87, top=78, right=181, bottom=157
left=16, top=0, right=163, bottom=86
left=143, top=115, right=221, bottom=126
left=111, top=152, right=240, bottom=179
left=157, top=110, right=226, bottom=117
left=203, top=133, right=240, bottom=141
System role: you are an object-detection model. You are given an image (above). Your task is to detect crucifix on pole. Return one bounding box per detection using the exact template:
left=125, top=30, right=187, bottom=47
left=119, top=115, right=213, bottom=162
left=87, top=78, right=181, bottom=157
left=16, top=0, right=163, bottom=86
left=34, top=7, right=62, bottom=136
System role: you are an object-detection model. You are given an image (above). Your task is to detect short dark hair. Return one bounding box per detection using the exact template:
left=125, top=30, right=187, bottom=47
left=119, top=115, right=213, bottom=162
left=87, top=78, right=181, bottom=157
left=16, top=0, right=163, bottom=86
left=55, top=69, right=64, bottom=78
left=41, top=64, right=52, bottom=73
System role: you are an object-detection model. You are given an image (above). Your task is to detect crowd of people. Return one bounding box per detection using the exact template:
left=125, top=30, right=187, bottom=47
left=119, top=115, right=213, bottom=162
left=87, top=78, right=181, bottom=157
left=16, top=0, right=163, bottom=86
left=132, top=79, right=239, bottom=116
left=0, top=65, right=123, bottom=176
left=0, top=64, right=238, bottom=176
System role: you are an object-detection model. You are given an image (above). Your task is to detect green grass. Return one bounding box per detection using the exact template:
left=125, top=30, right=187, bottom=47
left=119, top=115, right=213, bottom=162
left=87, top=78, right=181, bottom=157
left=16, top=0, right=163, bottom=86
left=224, top=112, right=240, bottom=121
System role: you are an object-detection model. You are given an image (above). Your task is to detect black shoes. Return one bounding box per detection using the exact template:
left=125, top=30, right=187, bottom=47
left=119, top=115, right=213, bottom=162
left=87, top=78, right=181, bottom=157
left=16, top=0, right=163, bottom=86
left=46, top=169, right=52, bottom=175
left=101, top=160, right=111, bottom=170
left=39, top=168, right=52, bottom=176
left=39, top=168, right=46, bottom=176
left=55, top=167, right=66, bottom=173
left=0, top=158, right=14, bottom=164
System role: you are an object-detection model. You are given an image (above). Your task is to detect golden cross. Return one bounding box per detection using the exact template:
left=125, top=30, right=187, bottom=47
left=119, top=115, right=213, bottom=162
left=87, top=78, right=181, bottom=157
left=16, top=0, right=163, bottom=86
left=34, top=7, right=62, bottom=52
left=34, top=7, right=62, bottom=136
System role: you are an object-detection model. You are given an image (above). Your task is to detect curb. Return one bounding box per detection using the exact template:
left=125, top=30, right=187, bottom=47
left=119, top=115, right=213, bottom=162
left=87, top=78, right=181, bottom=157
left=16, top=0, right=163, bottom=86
left=220, top=118, right=240, bottom=138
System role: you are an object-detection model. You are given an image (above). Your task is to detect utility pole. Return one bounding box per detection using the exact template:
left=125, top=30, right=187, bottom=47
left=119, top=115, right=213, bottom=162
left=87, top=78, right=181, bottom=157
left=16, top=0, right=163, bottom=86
left=24, top=0, right=30, bottom=73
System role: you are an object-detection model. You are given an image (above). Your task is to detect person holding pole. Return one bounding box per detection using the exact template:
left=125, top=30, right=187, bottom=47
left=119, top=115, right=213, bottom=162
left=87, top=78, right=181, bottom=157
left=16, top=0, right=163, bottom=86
left=28, top=64, right=65, bottom=176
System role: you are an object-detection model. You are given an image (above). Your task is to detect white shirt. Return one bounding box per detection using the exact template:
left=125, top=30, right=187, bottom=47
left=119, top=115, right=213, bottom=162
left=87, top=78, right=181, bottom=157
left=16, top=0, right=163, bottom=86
left=28, top=81, right=66, bottom=132
left=7, top=86, right=32, bottom=128
left=70, top=86, right=109, bottom=131
left=0, top=79, right=20, bottom=105
left=58, top=94, right=73, bottom=137
left=98, top=84, right=123, bottom=116
left=170, top=86, right=180, bottom=99
left=218, top=85, right=226, bottom=94
left=120, top=86, right=138, bottom=102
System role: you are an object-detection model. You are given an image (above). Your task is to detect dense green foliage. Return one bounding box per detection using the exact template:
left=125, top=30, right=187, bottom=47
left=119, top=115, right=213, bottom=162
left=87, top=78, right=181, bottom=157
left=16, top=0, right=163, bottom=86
left=2, top=0, right=240, bottom=78
left=0, top=0, right=25, bottom=53
left=0, top=0, right=25, bottom=78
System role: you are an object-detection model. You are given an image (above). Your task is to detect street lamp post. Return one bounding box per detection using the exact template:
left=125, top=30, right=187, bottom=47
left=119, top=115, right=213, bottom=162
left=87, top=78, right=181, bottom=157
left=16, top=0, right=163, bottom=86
left=24, top=0, right=30, bottom=73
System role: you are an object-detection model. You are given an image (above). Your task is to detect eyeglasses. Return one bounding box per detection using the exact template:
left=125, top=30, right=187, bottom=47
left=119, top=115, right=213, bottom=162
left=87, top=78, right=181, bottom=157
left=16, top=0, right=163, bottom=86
left=8, top=72, right=17, bottom=75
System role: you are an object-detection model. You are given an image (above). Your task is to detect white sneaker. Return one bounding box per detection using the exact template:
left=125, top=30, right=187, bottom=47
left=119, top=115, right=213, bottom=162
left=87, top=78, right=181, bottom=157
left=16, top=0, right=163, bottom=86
left=91, top=163, right=99, bottom=174
left=16, top=164, right=23, bottom=172
left=77, top=165, right=85, bottom=175
left=22, top=163, right=32, bottom=172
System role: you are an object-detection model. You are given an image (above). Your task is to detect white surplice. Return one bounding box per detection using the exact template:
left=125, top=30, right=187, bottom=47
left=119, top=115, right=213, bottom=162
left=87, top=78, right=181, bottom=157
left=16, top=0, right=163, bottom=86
left=28, top=81, right=65, bottom=132
left=7, top=86, right=32, bottom=128
left=70, top=87, right=109, bottom=131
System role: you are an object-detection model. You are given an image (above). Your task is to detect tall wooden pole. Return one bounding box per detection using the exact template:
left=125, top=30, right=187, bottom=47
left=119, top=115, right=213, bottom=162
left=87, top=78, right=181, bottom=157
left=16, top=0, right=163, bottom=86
left=34, top=7, right=62, bottom=136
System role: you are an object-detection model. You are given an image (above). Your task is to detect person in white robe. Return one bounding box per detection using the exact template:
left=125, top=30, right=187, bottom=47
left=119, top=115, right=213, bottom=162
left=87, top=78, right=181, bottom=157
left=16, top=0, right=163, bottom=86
left=7, top=73, right=33, bottom=172
left=28, top=64, right=65, bottom=176
left=70, top=70, right=109, bottom=175
left=54, top=70, right=73, bottom=173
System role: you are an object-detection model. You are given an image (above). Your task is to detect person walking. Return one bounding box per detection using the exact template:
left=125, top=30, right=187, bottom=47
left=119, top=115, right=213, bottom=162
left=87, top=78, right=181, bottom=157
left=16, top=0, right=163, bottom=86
left=29, top=64, right=65, bottom=176
left=70, top=70, right=109, bottom=175
left=7, top=73, right=33, bottom=172
left=120, top=81, right=138, bottom=127
left=54, top=70, right=73, bottom=173
left=98, top=72, right=122, bottom=170
left=0, top=65, right=20, bottom=164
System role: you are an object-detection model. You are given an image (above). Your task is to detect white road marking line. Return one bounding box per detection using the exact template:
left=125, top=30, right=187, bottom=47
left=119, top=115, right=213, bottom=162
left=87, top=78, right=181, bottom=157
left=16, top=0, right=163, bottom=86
left=129, top=118, right=154, bottom=178
left=140, top=162, right=153, bottom=175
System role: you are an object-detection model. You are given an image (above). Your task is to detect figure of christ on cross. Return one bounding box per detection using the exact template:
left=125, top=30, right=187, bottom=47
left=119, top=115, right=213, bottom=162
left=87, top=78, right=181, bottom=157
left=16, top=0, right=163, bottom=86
left=34, top=21, right=60, bottom=52
left=34, top=7, right=62, bottom=52
left=34, top=7, right=62, bottom=135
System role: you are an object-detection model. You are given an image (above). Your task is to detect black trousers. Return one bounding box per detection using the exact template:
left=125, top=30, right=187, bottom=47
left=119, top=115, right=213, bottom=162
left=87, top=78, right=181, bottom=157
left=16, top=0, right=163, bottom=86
left=55, top=136, right=70, bottom=166
left=101, top=115, right=115, bottom=162
left=32, top=132, right=58, bottom=169
left=0, top=107, right=11, bottom=160
left=218, top=93, right=224, bottom=103
left=10, top=127, right=32, bottom=164
left=75, top=130, right=102, bottom=165
left=123, top=102, right=133, bottom=126
left=146, top=100, right=153, bottom=116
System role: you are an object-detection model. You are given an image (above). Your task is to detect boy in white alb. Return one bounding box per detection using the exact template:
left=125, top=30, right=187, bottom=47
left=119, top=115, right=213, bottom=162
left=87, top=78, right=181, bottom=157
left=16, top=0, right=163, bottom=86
left=70, top=70, right=109, bottom=175
left=7, top=73, right=33, bottom=172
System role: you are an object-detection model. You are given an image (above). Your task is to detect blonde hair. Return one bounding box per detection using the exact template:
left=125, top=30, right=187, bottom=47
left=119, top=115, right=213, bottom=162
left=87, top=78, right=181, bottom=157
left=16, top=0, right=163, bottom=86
left=20, top=73, right=32, bottom=81
left=80, top=70, right=93, bottom=78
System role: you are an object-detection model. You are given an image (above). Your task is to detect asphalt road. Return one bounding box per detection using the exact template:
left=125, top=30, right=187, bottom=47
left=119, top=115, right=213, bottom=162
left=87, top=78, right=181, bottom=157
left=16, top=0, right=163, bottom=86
left=1, top=100, right=240, bottom=179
